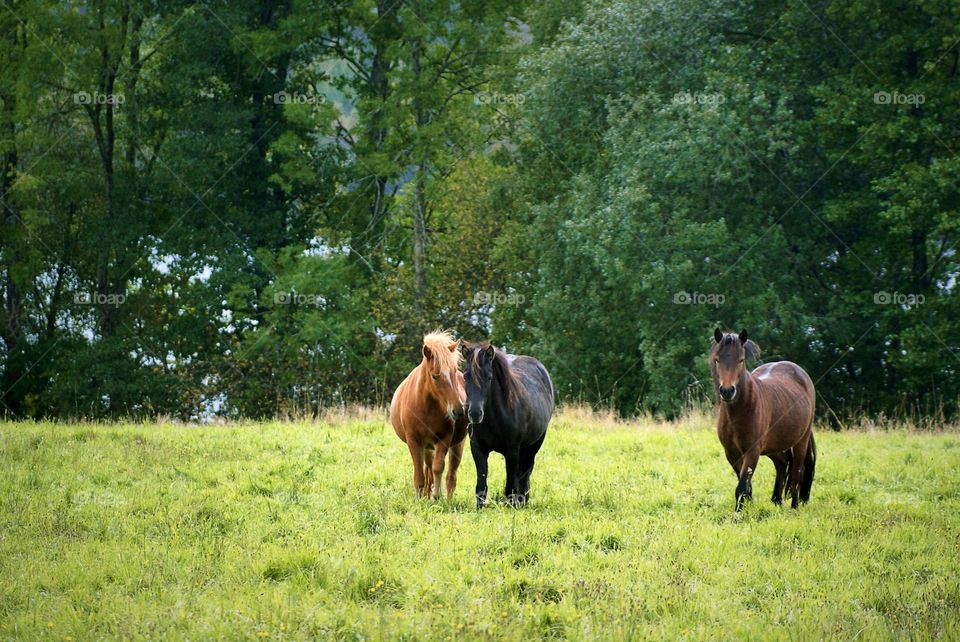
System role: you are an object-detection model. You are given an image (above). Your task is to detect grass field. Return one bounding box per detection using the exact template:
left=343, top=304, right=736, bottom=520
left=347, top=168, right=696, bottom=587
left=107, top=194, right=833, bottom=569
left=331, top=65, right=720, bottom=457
left=1, top=412, right=959, bottom=640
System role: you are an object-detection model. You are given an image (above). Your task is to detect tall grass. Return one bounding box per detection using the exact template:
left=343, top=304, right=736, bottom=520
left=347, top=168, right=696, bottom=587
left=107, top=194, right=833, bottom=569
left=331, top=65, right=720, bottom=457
left=1, top=416, right=958, bottom=640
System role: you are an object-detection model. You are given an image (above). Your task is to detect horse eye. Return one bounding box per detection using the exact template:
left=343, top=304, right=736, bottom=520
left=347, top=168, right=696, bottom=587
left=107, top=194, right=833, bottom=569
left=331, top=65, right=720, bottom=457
left=431, top=374, right=440, bottom=381
left=739, top=358, right=744, bottom=363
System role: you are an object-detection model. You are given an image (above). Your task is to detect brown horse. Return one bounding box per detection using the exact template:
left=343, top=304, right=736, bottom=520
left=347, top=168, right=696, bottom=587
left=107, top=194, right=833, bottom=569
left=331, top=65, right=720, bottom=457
left=390, top=331, right=469, bottom=499
left=710, top=328, right=817, bottom=510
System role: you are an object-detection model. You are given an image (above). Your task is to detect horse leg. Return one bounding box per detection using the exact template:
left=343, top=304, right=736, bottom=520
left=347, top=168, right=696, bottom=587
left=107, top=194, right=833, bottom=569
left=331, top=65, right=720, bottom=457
left=445, top=439, right=465, bottom=500
left=722, top=443, right=741, bottom=506
left=470, top=439, right=490, bottom=509
left=769, top=453, right=789, bottom=505
left=736, top=451, right=760, bottom=512
left=422, top=445, right=435, bottom=498
left=788, top=435, right=810, bottom=509
left=504, top=450, right=521, bottom=506
left=517, top=432, right=546, bottom=506
left=406, top=439, right=426, bottom=497
left=799, top=433, right=816, bottom=504
left=430, top=441, right=449, bottom=500
left=723, top=443, right=740, bottom=478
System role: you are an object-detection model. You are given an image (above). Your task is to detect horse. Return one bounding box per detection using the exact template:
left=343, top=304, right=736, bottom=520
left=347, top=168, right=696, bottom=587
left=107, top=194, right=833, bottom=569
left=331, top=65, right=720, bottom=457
left=710, top=328, right=817, bottom=510
left=461, top=342, right=554, bottom=508
left=389, top=331, right=469, bottom=499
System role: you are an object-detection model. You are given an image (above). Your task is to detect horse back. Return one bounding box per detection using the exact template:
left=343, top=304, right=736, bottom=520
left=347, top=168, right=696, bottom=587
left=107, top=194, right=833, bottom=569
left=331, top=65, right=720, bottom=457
left=389, top=369, right=416, bottom=442
left=752, top=361, right=816, bottom=450
left=510, top=355, right=555, bottom=427
left=752, top=361, right=814, bottom=398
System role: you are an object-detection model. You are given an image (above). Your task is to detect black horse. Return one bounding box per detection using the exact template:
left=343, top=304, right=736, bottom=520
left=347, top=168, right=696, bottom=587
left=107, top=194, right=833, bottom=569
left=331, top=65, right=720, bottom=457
left=461, top=342, right=554, bottom=507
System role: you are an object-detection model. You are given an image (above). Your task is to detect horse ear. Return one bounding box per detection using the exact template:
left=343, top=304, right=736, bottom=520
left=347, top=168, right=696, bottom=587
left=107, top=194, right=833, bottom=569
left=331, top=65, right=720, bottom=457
left=738, top=329, right=749, bottom=344
left=459, top=342, right=469, bottom=358
left=448, top=339, right=459, bottom=353
left=744, top=339, right=761, bottom=361
left=713, top=328, right=723, bottom=344
left=485, top=344, right=495, bottom=360
left=422, top=344, right=432, bottom=362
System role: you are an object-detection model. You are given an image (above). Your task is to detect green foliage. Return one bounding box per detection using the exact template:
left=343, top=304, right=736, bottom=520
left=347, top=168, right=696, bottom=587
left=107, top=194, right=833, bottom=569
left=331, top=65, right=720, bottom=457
left=511, top=0, right=960, bottom=417
left=0, top=0, right=957, bottom=420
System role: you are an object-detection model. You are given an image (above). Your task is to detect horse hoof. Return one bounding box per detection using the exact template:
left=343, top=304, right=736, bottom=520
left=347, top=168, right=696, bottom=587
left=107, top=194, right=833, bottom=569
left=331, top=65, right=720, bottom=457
left=506, top=494, right=528, bottom=507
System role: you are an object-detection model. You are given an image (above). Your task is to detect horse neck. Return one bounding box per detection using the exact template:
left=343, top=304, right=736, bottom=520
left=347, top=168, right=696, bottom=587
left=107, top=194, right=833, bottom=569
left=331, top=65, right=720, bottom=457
left=411, top=364, right=437, bottom=409
left=720, top=369, right=759, bottom=418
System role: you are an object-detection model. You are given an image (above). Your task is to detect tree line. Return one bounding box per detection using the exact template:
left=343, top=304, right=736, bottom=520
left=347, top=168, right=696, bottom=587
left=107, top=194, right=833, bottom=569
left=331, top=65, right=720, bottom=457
left=1, top=0, right=957, bottom=421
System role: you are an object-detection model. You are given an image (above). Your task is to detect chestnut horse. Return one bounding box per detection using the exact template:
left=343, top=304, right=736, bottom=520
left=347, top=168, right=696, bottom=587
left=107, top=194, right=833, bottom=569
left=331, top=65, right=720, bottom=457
left=710, top=329, right=817, bottom=510
left=390, top=331, right=469, bottom=499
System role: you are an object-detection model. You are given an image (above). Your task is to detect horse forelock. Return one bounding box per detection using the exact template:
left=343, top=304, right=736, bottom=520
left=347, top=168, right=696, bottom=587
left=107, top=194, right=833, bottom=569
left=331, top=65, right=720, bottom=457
left=463, top=341, right=483, bottom=375
left=464, top=342, right=522, bottom=406
left=713, top=332, right=761, bottom=362
left=422, top=330, right=461, bottom=373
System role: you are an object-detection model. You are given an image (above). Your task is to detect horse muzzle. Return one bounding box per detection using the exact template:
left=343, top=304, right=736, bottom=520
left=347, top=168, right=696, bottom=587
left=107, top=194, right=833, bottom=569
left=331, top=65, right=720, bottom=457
left=718, top=385, right=737, bottom=403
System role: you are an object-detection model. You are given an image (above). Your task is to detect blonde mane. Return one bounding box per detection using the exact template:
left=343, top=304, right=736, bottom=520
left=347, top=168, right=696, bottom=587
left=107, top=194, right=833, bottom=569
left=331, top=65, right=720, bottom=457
left=422, top=330, right=462, bottom=373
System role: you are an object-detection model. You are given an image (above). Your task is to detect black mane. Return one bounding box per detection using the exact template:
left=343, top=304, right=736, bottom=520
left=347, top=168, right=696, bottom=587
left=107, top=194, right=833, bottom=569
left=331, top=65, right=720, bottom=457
left=468, top=342, right=525, bottom=407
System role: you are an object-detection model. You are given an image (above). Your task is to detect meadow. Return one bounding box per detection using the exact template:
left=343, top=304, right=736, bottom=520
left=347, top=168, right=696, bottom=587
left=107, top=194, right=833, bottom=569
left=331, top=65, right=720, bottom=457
left=1, top=411, right=958, bottom=641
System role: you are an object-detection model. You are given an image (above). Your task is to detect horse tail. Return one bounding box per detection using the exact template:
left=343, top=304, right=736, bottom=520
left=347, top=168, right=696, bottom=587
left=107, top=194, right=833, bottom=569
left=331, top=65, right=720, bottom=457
left=800, top=432, right=816, bottom=503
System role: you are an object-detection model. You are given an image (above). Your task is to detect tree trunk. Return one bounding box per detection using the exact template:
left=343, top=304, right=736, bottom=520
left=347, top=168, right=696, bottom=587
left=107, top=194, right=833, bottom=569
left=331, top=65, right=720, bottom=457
left=911, top=227, right=928, bottom=290
left=364, top=0, right=396, bottom=254
left=1, top=103, right=20, bottom=347
left=413, top=162, right=428, bottom=309
left=91, top=5, right=124, bottom=336
left=0, top=12, right=25, bottom=415
left=411, top=26, right=428, bottom=313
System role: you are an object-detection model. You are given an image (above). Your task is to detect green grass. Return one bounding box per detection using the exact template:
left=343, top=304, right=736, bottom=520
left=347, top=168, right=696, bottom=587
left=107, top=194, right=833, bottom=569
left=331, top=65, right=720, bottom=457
left=1, top=414, right=959, bottom=640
